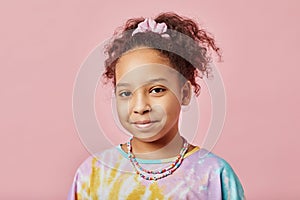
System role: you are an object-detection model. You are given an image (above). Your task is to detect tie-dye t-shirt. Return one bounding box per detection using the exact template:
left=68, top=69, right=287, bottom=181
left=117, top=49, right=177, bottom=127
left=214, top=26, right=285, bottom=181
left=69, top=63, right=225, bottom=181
left=68, top=146, right=244, bottom=200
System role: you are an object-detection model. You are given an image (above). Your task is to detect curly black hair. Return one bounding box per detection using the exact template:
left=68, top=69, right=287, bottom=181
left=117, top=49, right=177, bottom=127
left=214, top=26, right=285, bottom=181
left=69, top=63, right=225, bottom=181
left=103, top=12, right=221, bottom=96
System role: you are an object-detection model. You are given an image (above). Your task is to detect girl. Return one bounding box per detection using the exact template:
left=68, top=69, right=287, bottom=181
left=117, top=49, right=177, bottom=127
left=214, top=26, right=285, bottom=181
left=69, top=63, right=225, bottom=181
left=68, top=12, right=245, bottom=199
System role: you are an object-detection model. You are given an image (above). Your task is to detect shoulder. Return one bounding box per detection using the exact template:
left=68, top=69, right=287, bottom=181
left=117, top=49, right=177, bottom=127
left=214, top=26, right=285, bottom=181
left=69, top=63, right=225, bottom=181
left=196, top=148, right=245, bottom=199
left=75, top=146, right=124, bottom=175
left=186, top=148, right=243, bottom=185
left=186, top=148, right=245, bottom=199
left=187, top=148, right=233, bottom=171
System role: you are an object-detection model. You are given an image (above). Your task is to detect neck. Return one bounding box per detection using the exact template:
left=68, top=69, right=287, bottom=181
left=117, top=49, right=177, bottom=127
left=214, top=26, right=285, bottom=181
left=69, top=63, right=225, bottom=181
left=131, top=132, right=184, bottom=159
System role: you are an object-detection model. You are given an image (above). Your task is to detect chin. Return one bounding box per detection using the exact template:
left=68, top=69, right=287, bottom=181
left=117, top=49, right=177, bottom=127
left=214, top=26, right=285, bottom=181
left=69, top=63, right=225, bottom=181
left=131, top=131, right=166, bottom=143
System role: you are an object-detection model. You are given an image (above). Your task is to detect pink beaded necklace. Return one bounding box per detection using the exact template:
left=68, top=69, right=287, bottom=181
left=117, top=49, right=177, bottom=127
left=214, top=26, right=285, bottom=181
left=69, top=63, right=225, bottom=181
left=127, top=137, right=189, bottom=181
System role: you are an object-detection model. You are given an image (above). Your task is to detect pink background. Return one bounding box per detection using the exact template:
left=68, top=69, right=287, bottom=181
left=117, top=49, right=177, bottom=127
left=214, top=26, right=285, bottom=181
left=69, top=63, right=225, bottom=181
left=1, top=0, right=299, bottom=199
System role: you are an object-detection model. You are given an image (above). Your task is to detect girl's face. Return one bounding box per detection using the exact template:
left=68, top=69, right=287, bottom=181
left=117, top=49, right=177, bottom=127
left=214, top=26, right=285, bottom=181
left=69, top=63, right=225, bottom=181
left=115, top=48, right=190, bottom=143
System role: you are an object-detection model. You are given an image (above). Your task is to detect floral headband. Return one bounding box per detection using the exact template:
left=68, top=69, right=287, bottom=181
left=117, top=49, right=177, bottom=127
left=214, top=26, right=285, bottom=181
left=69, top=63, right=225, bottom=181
left=131, top=18, right=170, bottom=38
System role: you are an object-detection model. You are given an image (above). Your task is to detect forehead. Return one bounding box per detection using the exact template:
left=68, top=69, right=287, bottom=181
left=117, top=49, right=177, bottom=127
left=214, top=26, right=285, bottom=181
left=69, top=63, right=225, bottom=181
left=115, top=48, right=180, bottom=86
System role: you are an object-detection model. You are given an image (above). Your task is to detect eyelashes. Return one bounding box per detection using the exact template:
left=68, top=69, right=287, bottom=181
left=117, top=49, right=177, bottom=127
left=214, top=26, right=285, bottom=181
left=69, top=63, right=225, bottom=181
left=119, top=91, right=132, bottom=97
left=149, top=87, right=166, bottom=94
left=117, top=86, right=167, bottom=98
left=147, top=86, right=167, bottom=97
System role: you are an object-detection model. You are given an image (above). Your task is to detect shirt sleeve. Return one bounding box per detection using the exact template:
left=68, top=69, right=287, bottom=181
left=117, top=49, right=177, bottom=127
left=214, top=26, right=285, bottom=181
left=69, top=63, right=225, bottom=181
left=220, top=161, right=245, bottom=200
left=67, top=157, right=93, bottom=200
left=67, top=170, right=80, bottom=200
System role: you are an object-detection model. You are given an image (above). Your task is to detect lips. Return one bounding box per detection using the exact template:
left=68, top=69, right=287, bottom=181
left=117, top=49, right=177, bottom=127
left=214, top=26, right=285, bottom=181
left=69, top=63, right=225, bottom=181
left=131, top=120, right=159, bottom=129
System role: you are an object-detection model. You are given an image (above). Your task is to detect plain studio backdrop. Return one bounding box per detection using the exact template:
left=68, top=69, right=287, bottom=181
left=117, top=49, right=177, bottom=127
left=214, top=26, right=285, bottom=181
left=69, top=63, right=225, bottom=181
left=0, top=0, right=299, bottom=199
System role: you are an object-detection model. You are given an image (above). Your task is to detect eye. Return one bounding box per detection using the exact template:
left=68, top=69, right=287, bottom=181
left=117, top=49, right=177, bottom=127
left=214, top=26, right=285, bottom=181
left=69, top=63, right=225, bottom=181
left=119, top=91, right=132, bottom=97
left=150, top=87, right=166, bottom=94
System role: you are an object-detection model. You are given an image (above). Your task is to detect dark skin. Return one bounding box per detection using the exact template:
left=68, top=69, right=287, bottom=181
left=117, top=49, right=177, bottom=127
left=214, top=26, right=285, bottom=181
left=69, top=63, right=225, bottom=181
left=115, top=48, right=199, bottom=158
left=120, top=142, right=197, bottom=158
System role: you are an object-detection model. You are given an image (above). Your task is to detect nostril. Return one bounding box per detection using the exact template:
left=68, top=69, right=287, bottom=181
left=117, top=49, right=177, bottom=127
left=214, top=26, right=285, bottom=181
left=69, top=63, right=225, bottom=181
left=143, top=109, right=150, bottom=114
left=133, top=105, right=151, bottom=115
left=131, top=93, right=151, bottom=114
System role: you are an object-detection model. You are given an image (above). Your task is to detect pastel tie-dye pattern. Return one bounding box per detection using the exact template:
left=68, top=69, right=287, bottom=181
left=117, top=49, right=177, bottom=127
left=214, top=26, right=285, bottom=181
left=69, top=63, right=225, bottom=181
left=68, top=147, right=244, bottom=200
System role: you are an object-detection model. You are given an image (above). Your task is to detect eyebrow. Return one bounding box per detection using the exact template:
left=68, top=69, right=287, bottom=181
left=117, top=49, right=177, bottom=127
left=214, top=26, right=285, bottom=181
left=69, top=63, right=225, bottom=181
left=116, top=78, right=168, bottom=87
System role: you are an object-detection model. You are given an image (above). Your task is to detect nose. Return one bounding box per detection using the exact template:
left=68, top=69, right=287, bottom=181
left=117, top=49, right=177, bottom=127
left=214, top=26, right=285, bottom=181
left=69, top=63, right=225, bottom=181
left=131, top=92, right=151, bottom=115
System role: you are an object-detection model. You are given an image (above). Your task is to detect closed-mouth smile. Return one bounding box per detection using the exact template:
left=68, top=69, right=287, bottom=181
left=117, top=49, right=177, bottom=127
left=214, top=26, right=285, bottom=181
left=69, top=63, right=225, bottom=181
left=131, top=120, right=159, bottom=129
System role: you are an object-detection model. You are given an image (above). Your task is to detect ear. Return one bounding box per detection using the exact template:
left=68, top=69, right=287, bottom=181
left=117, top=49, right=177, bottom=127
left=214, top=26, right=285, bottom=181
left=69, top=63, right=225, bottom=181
left=181, top=81, right=192, bottom=105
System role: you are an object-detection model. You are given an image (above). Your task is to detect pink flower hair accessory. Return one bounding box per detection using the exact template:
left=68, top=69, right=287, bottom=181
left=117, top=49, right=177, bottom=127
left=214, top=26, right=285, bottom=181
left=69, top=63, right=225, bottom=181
left=132, top=18, right=170, bottom=38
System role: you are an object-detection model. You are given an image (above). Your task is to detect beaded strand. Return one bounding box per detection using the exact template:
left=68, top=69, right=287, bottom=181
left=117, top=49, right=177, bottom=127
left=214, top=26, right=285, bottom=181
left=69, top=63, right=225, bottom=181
left=127, top=137, right=189, bottom=181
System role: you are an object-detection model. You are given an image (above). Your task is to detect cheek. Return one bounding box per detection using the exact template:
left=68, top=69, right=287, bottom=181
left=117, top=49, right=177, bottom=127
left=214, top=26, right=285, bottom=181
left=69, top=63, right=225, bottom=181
left=165, top=96, right=181, bottom=115
left=116, top=100, right=130, bottom=120
left=165, top=91, right=181, bottom=105
left=153, top=96, right=181, bottom=116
